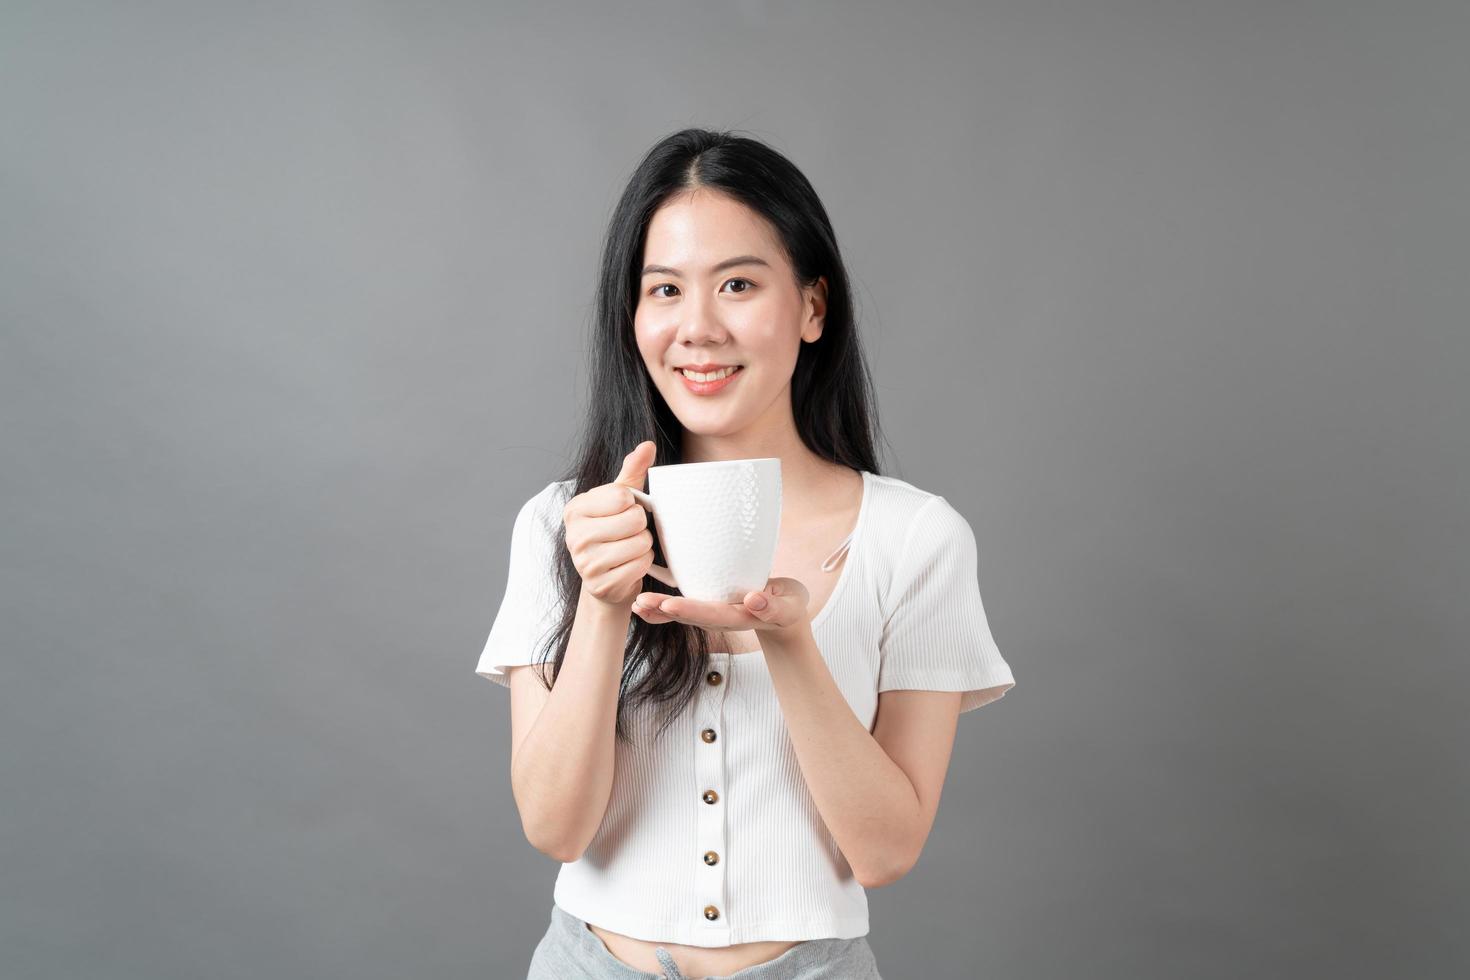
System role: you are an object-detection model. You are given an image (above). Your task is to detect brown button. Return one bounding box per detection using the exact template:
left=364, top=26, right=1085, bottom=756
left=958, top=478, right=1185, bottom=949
left=700, top=728, right=717, bottom=743
left=703, top=850, right=719, bottom=865
left=706, top=670, right=723, bottom=685
left=702, top=789, right=719, bottom=805
left=704, top=905, right=720, bottom=921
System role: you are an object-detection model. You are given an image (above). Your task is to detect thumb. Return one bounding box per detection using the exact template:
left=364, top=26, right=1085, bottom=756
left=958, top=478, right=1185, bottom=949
left=744, top=579, right=801, bottom=622
left=614, top=440, right=657, bottom=490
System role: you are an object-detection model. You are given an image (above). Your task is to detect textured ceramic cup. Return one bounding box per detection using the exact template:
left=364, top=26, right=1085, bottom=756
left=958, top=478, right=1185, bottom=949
left=627, top=457, right=782, bottom=602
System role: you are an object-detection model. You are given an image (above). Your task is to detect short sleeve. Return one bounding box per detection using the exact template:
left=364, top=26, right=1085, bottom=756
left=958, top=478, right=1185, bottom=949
left=475, top=481, right=571, bottom=688
left=877, top=495, right=1016, bottom=713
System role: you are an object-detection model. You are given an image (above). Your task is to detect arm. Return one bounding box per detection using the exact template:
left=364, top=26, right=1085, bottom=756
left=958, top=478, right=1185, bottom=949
left=761, top=623, right=963, bottom=888
left=508, top=587, right=631, bottom=863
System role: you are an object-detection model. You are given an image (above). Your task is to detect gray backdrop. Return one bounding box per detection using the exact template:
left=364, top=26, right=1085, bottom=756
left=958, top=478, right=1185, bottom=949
left=2, top=1, right=1465, bottom=978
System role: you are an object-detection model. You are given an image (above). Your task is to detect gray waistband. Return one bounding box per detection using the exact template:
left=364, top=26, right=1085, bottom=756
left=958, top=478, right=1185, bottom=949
left=549, top=903, right=874, bottom=980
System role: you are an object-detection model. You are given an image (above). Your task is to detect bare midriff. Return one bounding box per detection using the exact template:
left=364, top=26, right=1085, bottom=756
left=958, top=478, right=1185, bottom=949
left=586, top=922, right=801, bottom=977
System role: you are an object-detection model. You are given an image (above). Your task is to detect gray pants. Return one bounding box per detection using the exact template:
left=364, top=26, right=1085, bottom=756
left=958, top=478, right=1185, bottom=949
left=527, top=903, right=883, bottom=980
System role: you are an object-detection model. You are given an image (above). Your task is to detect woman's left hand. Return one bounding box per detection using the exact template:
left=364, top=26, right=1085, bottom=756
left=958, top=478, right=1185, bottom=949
left=632, top=578, right=811, bottom=634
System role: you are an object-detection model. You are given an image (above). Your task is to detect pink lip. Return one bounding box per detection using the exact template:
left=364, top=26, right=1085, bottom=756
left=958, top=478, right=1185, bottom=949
left=676, top=364, right=744, bottom=395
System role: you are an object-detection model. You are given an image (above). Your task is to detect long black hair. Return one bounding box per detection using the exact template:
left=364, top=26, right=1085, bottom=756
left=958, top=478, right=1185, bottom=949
left=531, top=127, right=887, bottom=744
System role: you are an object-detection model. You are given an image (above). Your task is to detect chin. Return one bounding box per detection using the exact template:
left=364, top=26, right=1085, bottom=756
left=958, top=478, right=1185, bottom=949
left=674, top=418, right=747, bottom=437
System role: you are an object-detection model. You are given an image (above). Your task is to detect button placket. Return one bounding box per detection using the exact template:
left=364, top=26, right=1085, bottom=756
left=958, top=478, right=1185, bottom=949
left=694, top=653, right=730, bottom=935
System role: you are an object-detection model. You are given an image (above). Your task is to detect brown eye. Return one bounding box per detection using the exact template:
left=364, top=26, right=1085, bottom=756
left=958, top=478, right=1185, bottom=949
left=723, top=278, right=753, bottom=294
left=651, top=284, right=679, bottom=298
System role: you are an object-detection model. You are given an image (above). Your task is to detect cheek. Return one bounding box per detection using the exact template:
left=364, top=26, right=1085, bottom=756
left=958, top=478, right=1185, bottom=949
left=633, top=322, right=681, bottom=386
left=732, top=312, right=799, bottom=361
left=742, top=293, right=801, bottom=337
left=634, top=301, right=672, bottom=336
left=631, top=316, right=664, bottom=362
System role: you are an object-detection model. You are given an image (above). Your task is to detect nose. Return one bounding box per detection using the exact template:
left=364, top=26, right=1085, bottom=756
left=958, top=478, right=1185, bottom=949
left=673, top=290, right=729, bottom=347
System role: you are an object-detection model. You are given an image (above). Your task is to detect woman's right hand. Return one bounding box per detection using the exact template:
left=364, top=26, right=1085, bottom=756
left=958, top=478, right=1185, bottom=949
left=563, top=440, right=659, bottom=607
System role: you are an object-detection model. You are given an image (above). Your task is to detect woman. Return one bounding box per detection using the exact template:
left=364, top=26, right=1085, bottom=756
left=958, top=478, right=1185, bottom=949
left=477, top=128, right=1017, bottom=980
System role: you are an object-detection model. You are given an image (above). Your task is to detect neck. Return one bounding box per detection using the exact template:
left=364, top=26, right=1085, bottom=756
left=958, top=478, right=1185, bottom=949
left=679, top=384, right=855, bottom=506
left=680, top=433, right=849, bottom=515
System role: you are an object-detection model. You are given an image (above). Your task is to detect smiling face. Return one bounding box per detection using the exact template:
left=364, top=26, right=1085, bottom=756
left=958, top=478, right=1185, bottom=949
left=634, top=188, right=827, bottom=452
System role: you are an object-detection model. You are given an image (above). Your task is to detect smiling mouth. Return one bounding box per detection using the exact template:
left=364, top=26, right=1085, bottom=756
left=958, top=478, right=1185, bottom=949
left=674, top=365, right=743, bottom=381
left=675, top=364, right=744, bottom=393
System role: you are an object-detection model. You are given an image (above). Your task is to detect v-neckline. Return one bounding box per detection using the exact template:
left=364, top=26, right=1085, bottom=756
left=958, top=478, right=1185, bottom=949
left=807, top=469, right=871, bottom=632
left=703, top=470, right=872, bottom=655
left=820, top=529, right=855, bottom=572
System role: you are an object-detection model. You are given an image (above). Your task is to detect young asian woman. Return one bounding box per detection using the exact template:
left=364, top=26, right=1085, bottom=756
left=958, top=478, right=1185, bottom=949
left=477, top=127, right=1016, bottom=980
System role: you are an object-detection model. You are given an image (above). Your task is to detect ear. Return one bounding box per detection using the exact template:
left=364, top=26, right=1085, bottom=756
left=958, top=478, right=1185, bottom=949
left=801, top=275, right=828, bottom=343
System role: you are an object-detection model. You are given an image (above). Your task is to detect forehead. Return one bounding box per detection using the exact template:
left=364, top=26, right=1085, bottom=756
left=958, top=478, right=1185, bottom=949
left=643, top=189, right=786, bottom=267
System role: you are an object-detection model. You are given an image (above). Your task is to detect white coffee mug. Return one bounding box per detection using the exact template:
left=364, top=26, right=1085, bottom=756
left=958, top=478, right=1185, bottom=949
left=627, top=457, right=782, bottom=603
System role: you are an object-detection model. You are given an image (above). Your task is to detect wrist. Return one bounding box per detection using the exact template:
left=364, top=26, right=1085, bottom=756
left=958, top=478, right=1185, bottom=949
left=757, top=617, right=814, bottom=654
left=579, top=585, right=634, bottom=618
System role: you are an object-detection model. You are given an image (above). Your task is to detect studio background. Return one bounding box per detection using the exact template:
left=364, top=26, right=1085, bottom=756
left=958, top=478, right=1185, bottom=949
left=2, top=1, right=1466, bottom=978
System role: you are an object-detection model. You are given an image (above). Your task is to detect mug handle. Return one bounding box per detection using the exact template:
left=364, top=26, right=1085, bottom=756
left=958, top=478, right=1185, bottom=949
left=626, top=487, right=679, bottom=590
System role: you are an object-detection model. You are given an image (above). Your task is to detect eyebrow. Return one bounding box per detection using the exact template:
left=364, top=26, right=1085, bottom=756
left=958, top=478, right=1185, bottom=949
left=640, top=255, right=772, bottom=278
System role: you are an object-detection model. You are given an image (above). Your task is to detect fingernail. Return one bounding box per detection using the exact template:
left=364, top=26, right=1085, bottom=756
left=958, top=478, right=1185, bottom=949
left=749, top=593, right=768, bottom=610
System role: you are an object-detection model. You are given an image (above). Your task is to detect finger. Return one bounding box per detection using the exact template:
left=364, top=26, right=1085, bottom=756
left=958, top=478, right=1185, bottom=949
left=568, top=443, right=658, bottom=520
left=657, top=597, right=749, bottom=630
left=613, top=440, right=657, bottom=491
left=632, top=594, right=676, bottom=623
left=744, top=579, right=803, bottom=623
left=584, top=531, right=654, bottom=578
left=569, top=483, right=637, bottom=519
left=634, top=592, right=667, bottom=613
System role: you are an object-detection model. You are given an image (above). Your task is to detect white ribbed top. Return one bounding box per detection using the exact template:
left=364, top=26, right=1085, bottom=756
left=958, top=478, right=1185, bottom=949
left=476, top=470, right=1016, bottom=946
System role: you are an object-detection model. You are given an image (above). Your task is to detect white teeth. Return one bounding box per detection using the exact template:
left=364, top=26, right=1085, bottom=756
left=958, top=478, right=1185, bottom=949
left=679, top=366, right=739, bottom=382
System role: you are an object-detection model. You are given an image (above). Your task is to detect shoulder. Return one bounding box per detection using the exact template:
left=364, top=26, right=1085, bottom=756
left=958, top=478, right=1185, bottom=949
left=862, top=472, right=966, bottom=541
left=861, top=473, right=976, bottom=603
left=524, top=478, right=577, bottom=517
left=510, top=479, right=576, bottom=544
